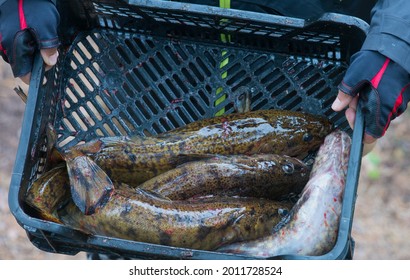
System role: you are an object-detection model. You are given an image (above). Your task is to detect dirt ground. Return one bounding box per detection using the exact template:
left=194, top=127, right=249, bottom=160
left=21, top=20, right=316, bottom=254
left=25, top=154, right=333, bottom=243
left=0, top=62, right=409, bottom=260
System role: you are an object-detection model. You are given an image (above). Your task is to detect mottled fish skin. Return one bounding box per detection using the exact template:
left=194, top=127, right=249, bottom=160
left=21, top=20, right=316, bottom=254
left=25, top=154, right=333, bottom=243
left=25, top=165, right=70, bottom=223
left=57, top=186, right=293, bottom=251
left=65, top=109, right=332, bottom=186
left=139, top=154, right=311, bottom=200
left=217, top=130, right=351, bottom=257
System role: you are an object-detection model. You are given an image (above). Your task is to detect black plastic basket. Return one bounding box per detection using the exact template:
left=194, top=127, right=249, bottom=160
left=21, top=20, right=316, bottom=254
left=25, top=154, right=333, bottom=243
left=9, top=0, right=367, bottom=259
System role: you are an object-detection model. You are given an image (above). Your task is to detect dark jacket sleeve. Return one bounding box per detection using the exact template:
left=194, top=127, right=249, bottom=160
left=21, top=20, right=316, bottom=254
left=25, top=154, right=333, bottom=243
left=361, top=0, right=410, bottom=73
left=0, top=0, right=56, bottom=6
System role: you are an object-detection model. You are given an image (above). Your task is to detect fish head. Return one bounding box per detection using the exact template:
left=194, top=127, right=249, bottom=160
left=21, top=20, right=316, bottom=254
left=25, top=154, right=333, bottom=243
left=288, top=114, right=334, bottom=157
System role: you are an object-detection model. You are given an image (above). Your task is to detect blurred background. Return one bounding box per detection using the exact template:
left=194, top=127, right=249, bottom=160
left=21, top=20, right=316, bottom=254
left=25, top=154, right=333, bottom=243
left=1, top=62, right=409, bottom=260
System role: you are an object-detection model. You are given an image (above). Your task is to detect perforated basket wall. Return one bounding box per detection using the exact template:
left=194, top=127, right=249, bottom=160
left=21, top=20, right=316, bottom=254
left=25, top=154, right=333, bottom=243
left=9, top=0, right=368, bottom=260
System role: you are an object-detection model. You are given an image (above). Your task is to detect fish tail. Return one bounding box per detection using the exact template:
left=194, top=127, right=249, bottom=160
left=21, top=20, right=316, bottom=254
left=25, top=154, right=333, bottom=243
left=65, top=154, right=114, bottom=215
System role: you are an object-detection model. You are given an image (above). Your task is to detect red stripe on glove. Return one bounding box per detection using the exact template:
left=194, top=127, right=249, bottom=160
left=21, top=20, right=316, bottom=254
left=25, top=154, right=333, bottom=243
left=18, top=0, right=27, bottom=29
left=383, top=84, right=410, bottom=135
left=371, top=58, right=390, bottom=88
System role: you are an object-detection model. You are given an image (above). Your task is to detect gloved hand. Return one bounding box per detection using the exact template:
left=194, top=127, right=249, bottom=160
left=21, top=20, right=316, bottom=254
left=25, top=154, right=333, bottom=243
left=0, top=0, right=60, bottom=84
left=332, top=50, right=410, bottom=144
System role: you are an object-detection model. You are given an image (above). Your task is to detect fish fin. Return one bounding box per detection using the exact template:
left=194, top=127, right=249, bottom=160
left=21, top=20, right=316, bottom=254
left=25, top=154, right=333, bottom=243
left=45, top=123, right=64, bottom=169
left=233, top=88, right=251, bottom=113
left=134, top=188, right=172, bottom=202
left=65, top=155, right=114, bottom=215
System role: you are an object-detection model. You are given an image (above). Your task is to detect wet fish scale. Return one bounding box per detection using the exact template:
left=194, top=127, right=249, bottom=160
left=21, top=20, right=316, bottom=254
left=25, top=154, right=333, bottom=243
left=218, top=130, right=351, bottom=257
left=139, top=154, right=311, bottom=200
left=58, top=187, right=293, bottom=250
left=66, top=109, right=332, bottom=187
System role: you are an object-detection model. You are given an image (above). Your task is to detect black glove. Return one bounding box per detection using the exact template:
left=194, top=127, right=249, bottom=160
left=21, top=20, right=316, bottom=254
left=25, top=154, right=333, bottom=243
left=0, top=0, right=60, bottom=78
left=338, top=50, right=410, bottom=138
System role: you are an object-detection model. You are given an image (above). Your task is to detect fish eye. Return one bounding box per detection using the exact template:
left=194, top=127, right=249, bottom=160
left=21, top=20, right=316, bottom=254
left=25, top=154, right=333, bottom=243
left=282, top=163, right=294, bottom=174
left=278, top=208, right=289, bottom=217
left=303, top=133, right=313, bottom=142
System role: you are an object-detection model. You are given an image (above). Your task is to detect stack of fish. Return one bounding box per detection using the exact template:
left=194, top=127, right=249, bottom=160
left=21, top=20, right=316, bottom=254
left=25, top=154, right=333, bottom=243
left=24, top=108, right=351, bottom=256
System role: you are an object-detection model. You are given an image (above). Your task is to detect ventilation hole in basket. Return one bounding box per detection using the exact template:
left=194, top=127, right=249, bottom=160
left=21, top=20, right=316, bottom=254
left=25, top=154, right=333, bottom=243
left=154, top=51, right=171, bottom=72
left=253, top=57, right=274, bottom=76
left=172, top=74, right=189, bottom=94
left=225, top=67, right=245, bottom=85
left=151, top=122, right=163, bottom=135
left=284, top=96, right=302, bottom=111
left=111, top=117, right=128, bottom=135
left=158, top=83, right=173, bottom=103
left=126, top=106, right=142, bottom=126
left=301, top=73, right=321, bottom=90
left=133, top=37, right=148, bottom=54
left=136, top=98, right=153, bottom=119
left=86, top=34, right=101, bottom=54
left=79, top=73, right=94, bottom=92
left=198, top=88, right=210, bottom=106
left=189, top=96, right=206, bottom=116
left=142, top=62, right=158, bottom=82
left=125, top=38, right=141, bottom=59
left=86, top=101, right=102, bottom=121
left=269, top=82, right=291, bottom=97
left=125, top=72, right=142, bottom=93
left=260, top=68, right=282, bottom=85
left=174, top=44, right=188, bottom=60
left=101, top=123, right=115, bottom=136
left=70, top=59, right=78, bottom=70
left=158, top=79, right=175, bottom=101
left=78, top=41, right=92, bottom=60
left=143, top=129, right=153, bottom=137
left=79, top=106, right=95, bottom=127
left=330, top=110, right=346, bottom=123
left=277, top=90, right=298, bottom=107
left=133, top=68, right=150, bottom=88
left=92, top=61, right=104, bottom=76
left=296, top=64, right=315, bottom=80
left=63, top=98, right=71, bottom=109
left=120, top=111, right=136, bottom=132
left=65, top=87, right=78, bottom=104
left=63, top=118, right=76, bottom=133
left=149, top=56, right=165, bottom=77
left=68, top=78, right=86, bottom=98
left=159, top=116, right=172, bottom=131
left=164, top=45, right=180, bottom=65
left=321, top=63, right=336, bottom=73
left=72, top=49, right=85, bottom=65
left=58, top=136, right=75, bottom=148
left=150, top=91, right=165, bottom=110
left=85, top=67, right=101, bottom=88
left=315, top=87, right=332, bottom=100
left=145, top=39, right=155, bottom=49
left=116, top=45, right=131, bottom=65
left=95, top=128, right=104, bottom=137
left=95, top=95, right=112, bottom=115
left=72, top=111, right=88, bottom=131
left=203, top=50, right=217, bottom=67
left=188, top=62, right=204, bottom=82
left=306, top=80, right=327, bottom=96
left=322, top=96, right=336, bottom=109
left=181, top=68, right=197, bottom=87
left=195, top=57, right=211, bottom=77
